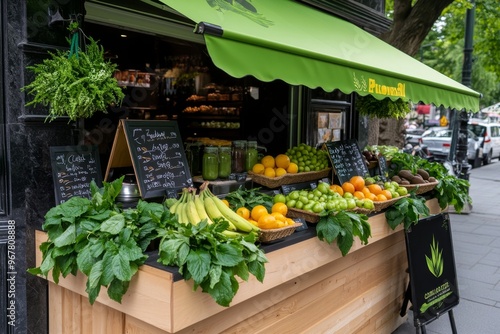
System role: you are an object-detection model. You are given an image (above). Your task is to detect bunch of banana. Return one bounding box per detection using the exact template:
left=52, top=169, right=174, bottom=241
left=168, top=184, right=260, bottom=238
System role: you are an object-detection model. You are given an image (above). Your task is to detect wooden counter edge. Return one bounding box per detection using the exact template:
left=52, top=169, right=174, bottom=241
left=34, top=198, right=443, bottom=333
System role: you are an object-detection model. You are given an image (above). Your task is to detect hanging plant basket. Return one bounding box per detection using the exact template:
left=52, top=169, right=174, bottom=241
left=22, top=23, right=124, bottom=122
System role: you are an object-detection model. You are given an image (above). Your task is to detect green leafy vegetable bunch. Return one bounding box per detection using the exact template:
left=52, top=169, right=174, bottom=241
left=316, top=210, right=371, bottom=256
left=384, top=193, right=430, bottom=230
left=29, top=178, right=166, bottom=304
left=356, top=95, right=410, bottom=119
left=157, top=218, right=267, bottom=307
left=224, top=187, right=274, bottom=212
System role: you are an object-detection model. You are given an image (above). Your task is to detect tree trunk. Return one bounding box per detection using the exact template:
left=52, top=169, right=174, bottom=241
left=367, top=0, right=454, bottom=146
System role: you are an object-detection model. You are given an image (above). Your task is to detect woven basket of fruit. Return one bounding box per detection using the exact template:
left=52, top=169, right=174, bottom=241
left=372, top=195, right=409, bottom=212
left=287, top=208, right=320, bottom=223
left=249, top=168, right=332, bottom=188
left=258, top=222, right=302, bottom=243
left=400, top=180, right=439, bottom=195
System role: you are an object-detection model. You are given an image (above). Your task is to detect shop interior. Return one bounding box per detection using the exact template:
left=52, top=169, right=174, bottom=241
left=82, top=22, right=291, bottom=174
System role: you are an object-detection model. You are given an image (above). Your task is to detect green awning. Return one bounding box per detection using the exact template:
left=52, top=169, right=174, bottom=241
left=159, top=0, right=480, bottom=112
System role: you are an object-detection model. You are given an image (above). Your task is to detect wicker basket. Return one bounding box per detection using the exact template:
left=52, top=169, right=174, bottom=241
left=287, top=207, right=374, bottom=223
left=258, top=222, right=302, bottom=243
left=287, top=208, right=320, bottom=223
left=401, top=180, right=439, bottom=195
left=249, top=168, right=332, bottom=189
left=372, top=195, right=409, bottom=212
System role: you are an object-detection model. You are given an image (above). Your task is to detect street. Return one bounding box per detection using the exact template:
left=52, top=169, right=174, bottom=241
left=393, top=160, right=500, bottom=333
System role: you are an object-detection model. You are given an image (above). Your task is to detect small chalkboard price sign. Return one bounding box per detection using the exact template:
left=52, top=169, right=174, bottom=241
left=105, top=120, right=192, bottom=199
left=281, top=181, right=317, bottom=195
left=404, top=212, right=459, bottom=329
left=50, top=145, right=102, bottom=204
left=323, top=139, right=369, bottom=184
left=377, top=155, right=388, bottom=181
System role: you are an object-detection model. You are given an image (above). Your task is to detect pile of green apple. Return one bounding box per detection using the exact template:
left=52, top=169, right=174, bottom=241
left=276, top=181, right=375, bottom=214
left=286, top=143, right=330, bottom=172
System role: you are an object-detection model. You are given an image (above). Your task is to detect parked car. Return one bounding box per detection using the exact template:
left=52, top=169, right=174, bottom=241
left=468, top=120, right=500, bottom=165
left=420, top=127, right=480, bottom=165
left=404, top=128, right=426, bottom=146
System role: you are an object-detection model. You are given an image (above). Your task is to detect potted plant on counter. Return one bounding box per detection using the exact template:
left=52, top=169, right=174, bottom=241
left=22, top=22, right=124, bottom=122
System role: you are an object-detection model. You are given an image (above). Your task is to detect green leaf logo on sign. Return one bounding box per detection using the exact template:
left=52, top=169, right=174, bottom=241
left=425, top=235, right=444, bottom=278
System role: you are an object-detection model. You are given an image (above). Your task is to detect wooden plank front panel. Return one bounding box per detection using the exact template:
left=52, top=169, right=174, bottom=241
left=173, top=231, right=408, bottom=334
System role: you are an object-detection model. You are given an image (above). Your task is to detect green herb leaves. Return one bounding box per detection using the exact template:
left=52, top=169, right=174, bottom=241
left=157, top=220, right=267, bottom=307
left=224, top=187, right=274, bottom=212
left=22, top=33, right=124, bottom=122
left=30, top=178, right=269, bottom=307
left=316, top=211, right=371, bottom=256
left=385, top=193, right=430, bottom=230
left=29, top=177, right=168, bottom=304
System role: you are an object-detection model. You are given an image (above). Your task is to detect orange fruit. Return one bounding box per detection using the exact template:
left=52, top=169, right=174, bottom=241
left=287, top=162, right=299, bottom=174
left=361, top=187, right=371, bottom=197
left=258, top=214, right=279, bottom=229
left=271, top=212, right=286, bottom=222
left=330, top=184, right=344, bottom=196
left=366, top=192, right=377, bottom=201
left=353, top=191, right=365, bottom=199
left=252, top=163, right=265, bottom=174
left=350, top=176, right=366, bottom=192
left=381, top=189, right=392, bottom=200
left=248, top=219, right=259, bottom=227
left=367, top=184, right=383, bottom=195
left=261, top=155, right=275, bottom=168
left=272, top=202, right=288, bottom=216
left=342, top=182, right=356, bottom=194
left=251, top=205, right=268, bottom=221
left=285, top=218, right=296, bottom=226
left=375, top=194, right=388, bottom=202
left=275, top=154, right=291, bottom=169
left=221, top=199, right=230, bottom=207
left=264, top=167, right=276, bottom=178
left=236, top=207, right=250, bottom=220
left=275, top=167, right=287, bottom=177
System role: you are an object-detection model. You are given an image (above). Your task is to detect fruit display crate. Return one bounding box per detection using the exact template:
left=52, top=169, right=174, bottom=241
left=287, top=207, right=374, bottom=224
left=258, top=222, right=303, bottom=243
left=400, top=180, right=439, bottom=195
left=248, top=168, right=332, bottom=189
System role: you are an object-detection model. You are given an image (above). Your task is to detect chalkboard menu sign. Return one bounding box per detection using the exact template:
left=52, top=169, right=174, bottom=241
left=405, top=213, right=459, bottom=326
left=105, top=120, right=192, bottom=199
left=323, top=140, right=369, bottom=184
left=50, top=145, right=102, bottom=204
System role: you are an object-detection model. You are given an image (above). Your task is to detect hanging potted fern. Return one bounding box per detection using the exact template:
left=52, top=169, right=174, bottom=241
left=22, top=22, right=124, bottom=122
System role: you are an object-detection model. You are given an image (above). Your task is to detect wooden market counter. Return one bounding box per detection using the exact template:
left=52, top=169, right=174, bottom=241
left=35, top=199, right=442, bottom=334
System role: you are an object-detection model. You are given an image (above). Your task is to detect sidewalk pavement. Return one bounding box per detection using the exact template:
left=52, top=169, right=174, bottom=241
left=392, top=160, right=500, bottom=334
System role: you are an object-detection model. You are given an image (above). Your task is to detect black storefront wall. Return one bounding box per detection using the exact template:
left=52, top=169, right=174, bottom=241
left=2, top=1, right=86, bottom=333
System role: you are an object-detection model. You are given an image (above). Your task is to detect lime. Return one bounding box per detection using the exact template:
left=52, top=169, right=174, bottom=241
left=273, top=194, right=287, bottom=204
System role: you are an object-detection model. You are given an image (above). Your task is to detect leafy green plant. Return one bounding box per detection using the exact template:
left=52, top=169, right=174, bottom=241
left=223, top=187, right=274, bottom=212
left=316, top=211, right=371, bottom=256
left=425, top=236, right=444, bottom=278
left=385, top=193, right=430, bottom=230
left=28, top=177, right=166, bottom=304
left=156, top=219, right=267, bottom=307
left=22, top=24, right=124, bottom=122
left=29, top=178, right=269, bottom=307
left=356, top=95, right=411, bottom=119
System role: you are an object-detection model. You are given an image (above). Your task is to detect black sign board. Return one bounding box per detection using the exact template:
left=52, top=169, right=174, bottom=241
left=323, top=140, right=369, bottom=184
left=405, top=213, right=459, bottom=326
left=377, top=155, right=388, bottom=181
left=281, top=181, right=316, bottom=195
left=50, top=145, right=102, bottom=204
left=105, top=120, right=192, bottom=199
